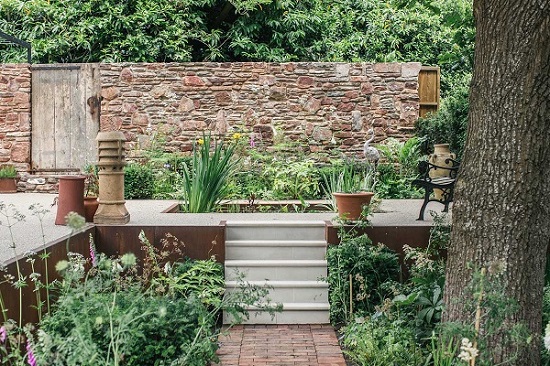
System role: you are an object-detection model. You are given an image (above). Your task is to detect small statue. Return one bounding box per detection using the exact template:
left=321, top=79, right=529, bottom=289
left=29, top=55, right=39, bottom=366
left=363, top=128, right=380, bottom=165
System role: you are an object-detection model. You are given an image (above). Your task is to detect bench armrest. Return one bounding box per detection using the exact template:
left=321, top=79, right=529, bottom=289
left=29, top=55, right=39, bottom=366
left=417, top=159, right=461, bottom=180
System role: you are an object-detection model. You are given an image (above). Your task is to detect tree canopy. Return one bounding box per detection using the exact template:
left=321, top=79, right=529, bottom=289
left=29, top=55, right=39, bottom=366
left=0, top=0, right=473, bottom=86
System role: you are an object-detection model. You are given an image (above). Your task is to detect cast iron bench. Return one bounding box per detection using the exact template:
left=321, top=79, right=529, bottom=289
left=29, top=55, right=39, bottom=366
left=412, top=158, right=460, bottom=220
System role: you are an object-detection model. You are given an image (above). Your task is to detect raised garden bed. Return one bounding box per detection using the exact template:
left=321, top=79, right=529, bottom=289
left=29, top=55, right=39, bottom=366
left=163, top=199, right=333, bottom=213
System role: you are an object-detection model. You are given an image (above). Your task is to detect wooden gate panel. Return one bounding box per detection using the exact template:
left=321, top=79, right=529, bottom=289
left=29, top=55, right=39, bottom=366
left=31, top=64, right=100, bottom=171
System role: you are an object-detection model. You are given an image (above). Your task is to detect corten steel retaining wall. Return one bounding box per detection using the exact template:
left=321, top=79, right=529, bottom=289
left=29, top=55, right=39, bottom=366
left=0, top=64, right=31, bottom=171
left=95, top=225, right=226, bottom=263
left=1, top=222, right=426, bottom=325
left=0, top=228, right=94, bottom=325
left=99, top=62, right=422, bottom=158
left=0, top=225, right=224, bottom=325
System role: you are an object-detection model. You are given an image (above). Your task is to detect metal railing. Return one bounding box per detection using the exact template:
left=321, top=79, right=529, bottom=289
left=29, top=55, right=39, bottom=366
left=0, top=30, right=31, bottom=63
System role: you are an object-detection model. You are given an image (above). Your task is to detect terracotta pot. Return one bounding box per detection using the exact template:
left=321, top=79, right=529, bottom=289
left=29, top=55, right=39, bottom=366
left=333, top=192, right=375, bottom=220
left=0, top=178, right=17, bottom=193
left=83, top=196, right=99, bottom=222
left=55, top=176, right=86, bottom=225
left=429, top=144, right=456, bottom=199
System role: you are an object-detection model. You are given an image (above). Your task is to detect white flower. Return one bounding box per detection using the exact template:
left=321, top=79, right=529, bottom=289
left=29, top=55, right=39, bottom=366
left=544, top=323, right=550, bottom=351
left=458, top=338, right=479, bottom=362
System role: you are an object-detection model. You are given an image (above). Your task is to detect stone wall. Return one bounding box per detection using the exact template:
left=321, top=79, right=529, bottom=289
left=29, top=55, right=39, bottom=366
left=0, top=64, right=31, bottom=170
left=0, top=61, right=422, bottom=192
left=100, top=62, right=421, bottom=159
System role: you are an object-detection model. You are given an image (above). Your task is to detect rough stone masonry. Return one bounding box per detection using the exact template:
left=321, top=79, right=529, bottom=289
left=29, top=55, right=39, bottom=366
left=100, top=62, right=422, bottom=159
left=0, top=62, right=421, bottom=191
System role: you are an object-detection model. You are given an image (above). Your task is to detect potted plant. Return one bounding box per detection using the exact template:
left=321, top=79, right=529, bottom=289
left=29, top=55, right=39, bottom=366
left=0, top=165, right=18, bottom=193
left=322, top=161, right=376, bottom=220
left=83, top=164, right=99, bottom=222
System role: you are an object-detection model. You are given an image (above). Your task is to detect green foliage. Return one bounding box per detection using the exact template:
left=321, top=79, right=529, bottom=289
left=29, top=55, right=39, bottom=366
left=326, top=233, right=400, bottom=324
left=0, top=222, right=279, bottom=366
left=376, top=137, right=424, bottom=199
left=263, top=158, right=320, bottom=199
left=124, top=163, right=155, bottom=199
left=340, top=317, right=426, bottom=366
left=180, top=133, right=238, bottom=212
left=1, top=0, right=474, bottom=91
left=34, top=248, right=226, bottom=366
left=416, top=73, right=471, bottom=159
left=434, top=264, right=531, bottom=366
left=36, top=279, right=215, bottom=366
left=0, top=165, right=17, bottom=178
left=226, top=135, right=325, bottom=201
left=0, top=0, right=215, bottom=63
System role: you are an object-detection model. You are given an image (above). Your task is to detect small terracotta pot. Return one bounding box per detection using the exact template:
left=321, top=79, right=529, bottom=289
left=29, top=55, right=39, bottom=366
left=0, top=178, right=17, bottom=193
left=333, top=192, right=374, bottom=220
left=83, top=196, right=99, bottom=222
left=55, top=176, right=86, bottom=225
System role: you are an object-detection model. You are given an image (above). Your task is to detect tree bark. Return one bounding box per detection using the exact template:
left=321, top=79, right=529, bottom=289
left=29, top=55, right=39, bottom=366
left=443, top=0, right=550, bottom=364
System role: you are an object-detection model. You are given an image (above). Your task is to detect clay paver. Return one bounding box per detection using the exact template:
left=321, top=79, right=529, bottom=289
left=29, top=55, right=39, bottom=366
left=212, top=324, right=347, bottom=366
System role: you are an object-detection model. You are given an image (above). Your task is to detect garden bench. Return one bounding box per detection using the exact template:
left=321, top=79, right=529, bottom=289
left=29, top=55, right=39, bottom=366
left=412, top=158, right=461, bottom=220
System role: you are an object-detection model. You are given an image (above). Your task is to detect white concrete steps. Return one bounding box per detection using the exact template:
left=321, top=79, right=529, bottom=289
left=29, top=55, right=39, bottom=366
left=225, top=260, right=327, bottom=281
left=224, top=220, right=330, bottom=324
left=225, top=220, right=326, bottom=241
left=225, top=280, right=329, bottom=303
left=225, top=240, right=327, bottom=260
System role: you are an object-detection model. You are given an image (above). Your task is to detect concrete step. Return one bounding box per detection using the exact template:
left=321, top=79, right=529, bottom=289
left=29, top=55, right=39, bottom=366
left=225, top=260, right=327, bottom=281
left=225, top=280, right=329, bottom=303
left=225, top=240, right=327, bottom=260
left=223, top=302, right=330, bottom=324
left=225, top=220, right=326, bottom=241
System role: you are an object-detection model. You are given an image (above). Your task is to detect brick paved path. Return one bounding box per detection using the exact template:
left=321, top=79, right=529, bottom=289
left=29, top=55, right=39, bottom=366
left=212, top=324, right=347, bottom=366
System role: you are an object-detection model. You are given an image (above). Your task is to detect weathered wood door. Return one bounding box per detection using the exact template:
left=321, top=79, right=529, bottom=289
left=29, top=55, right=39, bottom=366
left=31, top=63, right=100, bottom=171
left=418, top=66, right=440, bottom=118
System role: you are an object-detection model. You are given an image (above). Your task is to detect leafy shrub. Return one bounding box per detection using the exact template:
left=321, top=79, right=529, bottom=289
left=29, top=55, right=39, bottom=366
left=37, top=284, right=214, bottom=366
left=263, top=159, right=320, bottom=200
left=32, top=251, right=221, bottom=366
left=416, top=73, right=471, bottom=160
left=376, top=163, right=423, bottom=199
left=124, top=163, right=155, bottom=199
left=375, top=136, right=424, bottom=199
left=391, top=213, right=449, bottom=339
left=326, top=233, right=400, bottom=324
left=143, top=153, right=192, bottom=199
left=340, top=317, right=426, bottom=366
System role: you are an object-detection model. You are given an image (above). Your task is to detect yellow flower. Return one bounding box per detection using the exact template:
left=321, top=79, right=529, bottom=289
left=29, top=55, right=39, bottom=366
left=232, top=133, right=242, bottom=140
left=197, top=138, right=204, bottom=145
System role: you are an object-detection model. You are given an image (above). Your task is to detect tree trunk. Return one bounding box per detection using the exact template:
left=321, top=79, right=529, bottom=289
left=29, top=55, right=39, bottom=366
left=443, top=1, right=550, bottom=364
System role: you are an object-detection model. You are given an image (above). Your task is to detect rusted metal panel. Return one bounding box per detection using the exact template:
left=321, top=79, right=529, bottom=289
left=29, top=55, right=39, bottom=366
left=0, top=227, right=94, bottom=325
left=95, top=225, right=225, bottom=264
